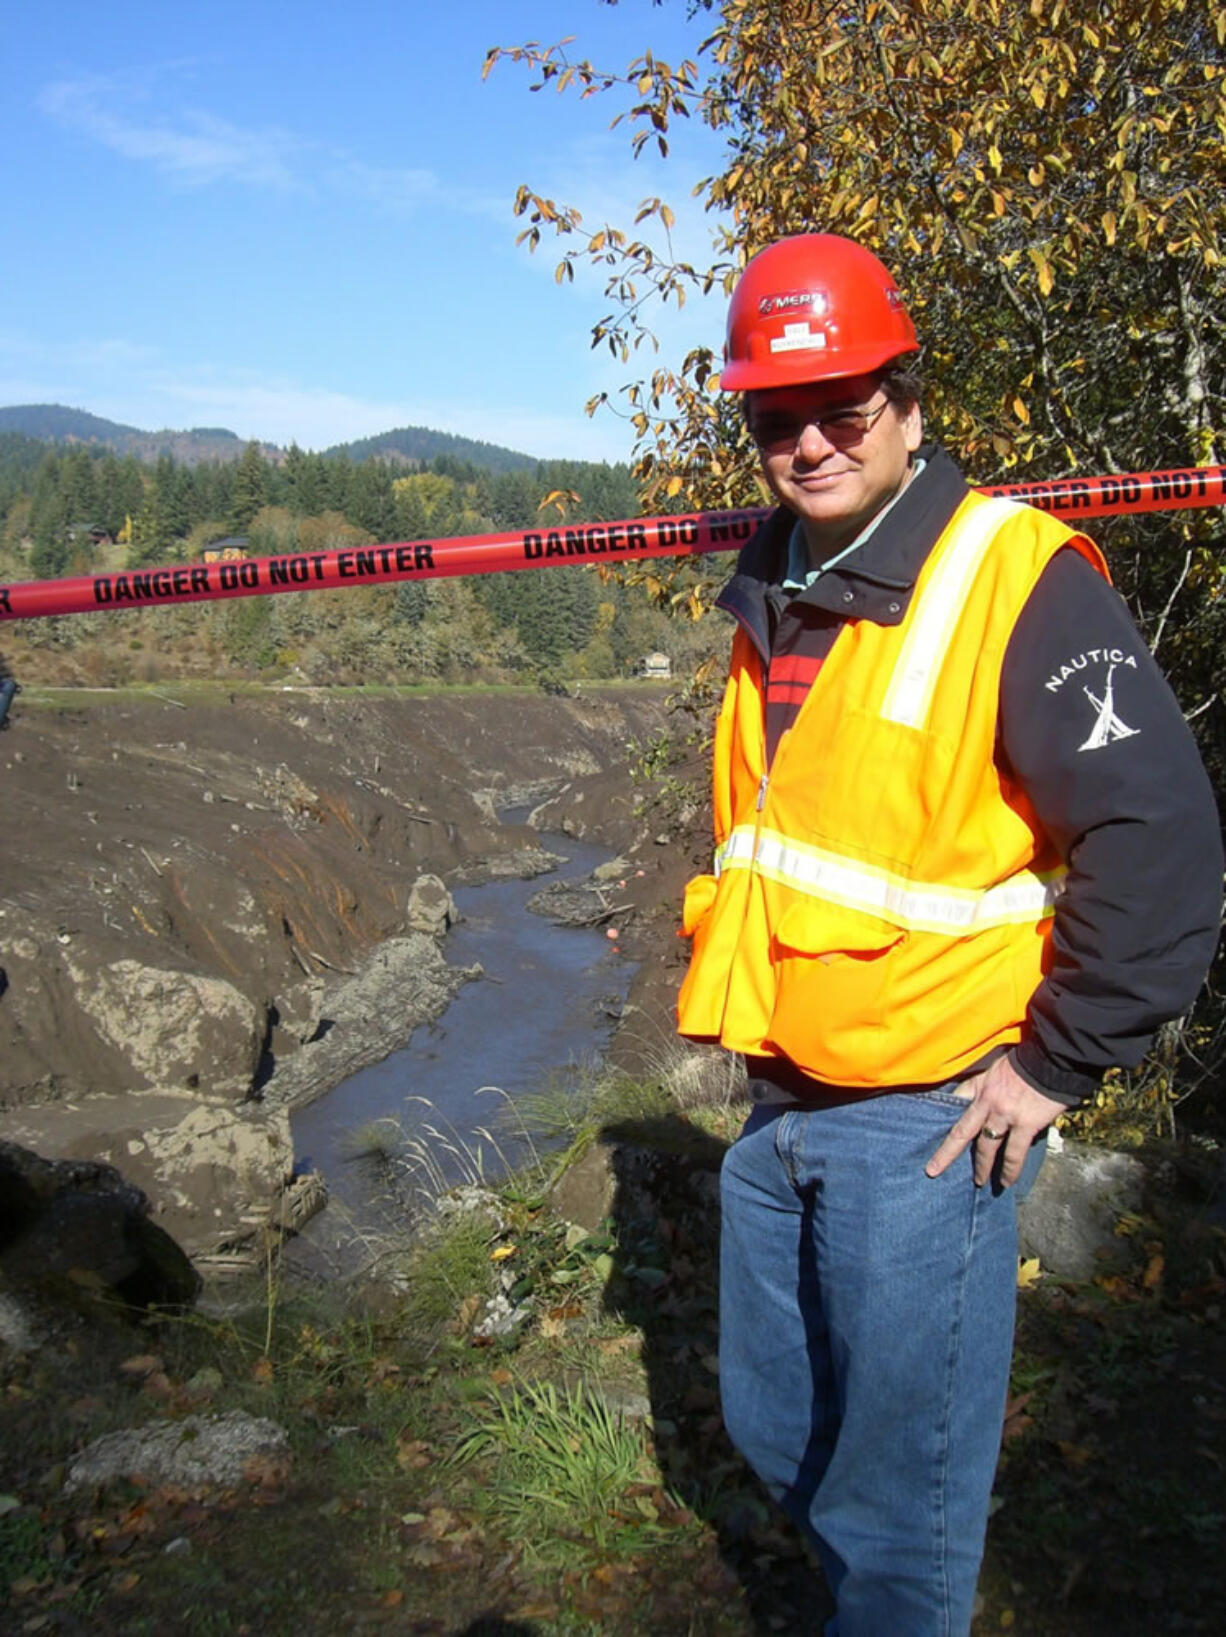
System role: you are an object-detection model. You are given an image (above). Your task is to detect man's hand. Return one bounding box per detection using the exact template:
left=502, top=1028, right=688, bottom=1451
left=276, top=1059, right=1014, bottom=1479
left=925, top=1055, right=1067, bottom=1188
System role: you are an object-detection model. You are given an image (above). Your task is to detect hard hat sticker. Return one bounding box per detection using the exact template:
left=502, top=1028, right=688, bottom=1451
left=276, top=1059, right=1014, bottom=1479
left=770, top=322, right=829, bottom=354
left=759, top=291, right=830, bottom=317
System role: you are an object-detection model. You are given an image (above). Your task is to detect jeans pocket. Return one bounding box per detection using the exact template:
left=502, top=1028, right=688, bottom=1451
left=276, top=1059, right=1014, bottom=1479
left=909, top=1081, right=975, bottom=1112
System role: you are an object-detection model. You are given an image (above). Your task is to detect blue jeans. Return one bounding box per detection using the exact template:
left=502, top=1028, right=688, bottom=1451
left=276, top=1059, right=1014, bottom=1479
left=719, top=1090, right=1043, bottom=1637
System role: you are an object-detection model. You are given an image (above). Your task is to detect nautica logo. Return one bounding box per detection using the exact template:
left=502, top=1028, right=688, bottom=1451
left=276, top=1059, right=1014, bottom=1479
left=1045, top=647, right=1137, bottom=693
left=1078, top=662, right=1140, bottom=752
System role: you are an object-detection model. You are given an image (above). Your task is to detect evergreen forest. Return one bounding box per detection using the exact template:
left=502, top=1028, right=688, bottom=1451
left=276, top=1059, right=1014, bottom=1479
left=0, top=431, right=720, bottom=688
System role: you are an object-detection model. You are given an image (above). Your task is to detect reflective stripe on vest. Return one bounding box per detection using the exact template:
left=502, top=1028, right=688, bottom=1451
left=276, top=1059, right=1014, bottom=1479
left=710, top=494, right=1067, bottom=936
left=714, top=825, right=1065, bottom=934
left=881, top=495, right=1024, bottom=729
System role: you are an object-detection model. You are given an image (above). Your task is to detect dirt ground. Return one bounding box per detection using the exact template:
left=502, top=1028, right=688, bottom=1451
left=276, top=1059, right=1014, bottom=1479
left=1, top=682, right=1223, bottom=1637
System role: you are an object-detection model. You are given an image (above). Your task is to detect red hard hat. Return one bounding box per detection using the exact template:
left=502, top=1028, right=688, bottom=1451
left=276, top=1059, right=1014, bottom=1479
left=720, top=234, right=918, bottom=392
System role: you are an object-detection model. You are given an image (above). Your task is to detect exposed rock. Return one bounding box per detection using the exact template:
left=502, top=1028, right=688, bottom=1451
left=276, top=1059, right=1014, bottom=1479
left=477, top=847, right=565, bottom=881
left=0, top=1139, right=200, bottom=1307
left=405, top=873, right=457, bottom=937
left=550, top=1121, right=725, bottom=1240
left=2, top=1096, right=293, bottom=1262
left=526, top=877, right=617, bottom=927
left=263, top=934, right=480, bottom=1110
left=65, top=1410, right=289, bottom=1493
left=590, top=1384, right=653, bottom=1422
left=592, top=856, right=630, bottom=884
left=550, top=1140, right=619, bottom=1234
left=274, top=977, right=327, bottom=1047
left=1, top=689, right=671, bottom=1111
left=1018, top=1139, right=1146, bottom=1280
left=64, top=956, right=265, bottom=1100
left=473, top=1287, right=533, bottom=1340
left=434, top=1184, right=507, bottom=1234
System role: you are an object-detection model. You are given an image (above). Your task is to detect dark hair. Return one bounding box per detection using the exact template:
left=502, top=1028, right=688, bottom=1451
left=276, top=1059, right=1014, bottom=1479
left=879, top=358, right=923, bottom=410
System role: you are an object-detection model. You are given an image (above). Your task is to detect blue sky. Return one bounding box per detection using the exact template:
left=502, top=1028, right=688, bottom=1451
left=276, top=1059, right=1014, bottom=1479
left=3, top=1, right=729, bottom=463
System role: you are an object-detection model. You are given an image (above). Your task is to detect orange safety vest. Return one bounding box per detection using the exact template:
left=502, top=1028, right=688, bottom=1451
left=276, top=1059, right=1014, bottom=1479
left=676, top=491, right=1109, bottom=1088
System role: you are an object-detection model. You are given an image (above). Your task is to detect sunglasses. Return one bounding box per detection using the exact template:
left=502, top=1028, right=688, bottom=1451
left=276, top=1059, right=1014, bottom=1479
left=750, top=398, right=890, bottom=453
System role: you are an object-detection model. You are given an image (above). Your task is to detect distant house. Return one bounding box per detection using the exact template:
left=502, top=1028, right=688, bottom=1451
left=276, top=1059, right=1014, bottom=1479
left=202, top=535, right=249, bottom=564
left=641, top=651, right=672, bottom=680
left=66, top=521, right=112, bottom=548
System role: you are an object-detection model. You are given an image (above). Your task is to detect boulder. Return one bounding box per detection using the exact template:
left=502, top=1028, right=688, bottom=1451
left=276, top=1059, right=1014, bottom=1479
left=2, top=1095, right=293, bottom=1261
left=65, top=955, right=265, bottom=1099
left=550, top=1141, right=618, bottom=1234
left=1018, top=1138, right=1146, bottom=1280
left=592, top=856, right=630, bottom=884
left=405, top=873, right=457, bottom=938
left=274, top=977, right=327, bottom=1047
left=0, top=1139, right=200, bottom=1307
left=65, top=1410, right=289, bottom=1493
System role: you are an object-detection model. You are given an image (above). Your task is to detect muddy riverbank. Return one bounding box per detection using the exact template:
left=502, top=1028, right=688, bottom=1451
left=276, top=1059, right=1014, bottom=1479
left=0, top=682, right=693, bottom=1261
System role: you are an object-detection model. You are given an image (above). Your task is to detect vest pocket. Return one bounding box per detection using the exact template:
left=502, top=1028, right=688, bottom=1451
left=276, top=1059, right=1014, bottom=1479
left=773, top=898, right=904, bottom=959
left=766, top=898, right=904, bottom=1082
left=681, top=872, right=720, bottom=936
left=677, top=870, right=744, bottom=1039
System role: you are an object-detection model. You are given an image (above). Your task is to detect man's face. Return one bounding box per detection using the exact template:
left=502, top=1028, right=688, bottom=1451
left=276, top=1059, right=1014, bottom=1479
left=746, top=372, right=922, bottom=561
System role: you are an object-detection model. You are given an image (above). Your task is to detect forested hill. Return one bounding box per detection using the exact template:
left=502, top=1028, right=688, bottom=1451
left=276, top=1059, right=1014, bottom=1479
left=0, top=405, right=539, bottom=473
left=323, top=426, right=536, bottom=472
left=0, top=406, right=261, bottom=467
left=0, top=415, right=722, bottom=692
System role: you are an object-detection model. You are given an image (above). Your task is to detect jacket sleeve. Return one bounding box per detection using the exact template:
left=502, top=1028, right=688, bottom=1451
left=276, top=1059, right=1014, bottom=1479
left=997, top=546, right=1224, bottom=1103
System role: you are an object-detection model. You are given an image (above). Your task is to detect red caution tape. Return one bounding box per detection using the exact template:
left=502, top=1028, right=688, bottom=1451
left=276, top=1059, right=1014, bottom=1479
left=981, top=464, right=1226, bottom=516
left=1, top=465, right=1223, bottom=623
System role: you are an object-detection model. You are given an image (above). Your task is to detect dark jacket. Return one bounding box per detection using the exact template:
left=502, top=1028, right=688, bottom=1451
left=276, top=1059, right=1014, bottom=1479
left=717, top=446, right=1224, bottom=1103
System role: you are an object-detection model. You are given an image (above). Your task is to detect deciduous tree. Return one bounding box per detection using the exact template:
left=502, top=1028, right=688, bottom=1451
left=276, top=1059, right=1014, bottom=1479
left=491, top=1, right=1225, bottom=679
left=491, top=0, right=1226, bottom=1107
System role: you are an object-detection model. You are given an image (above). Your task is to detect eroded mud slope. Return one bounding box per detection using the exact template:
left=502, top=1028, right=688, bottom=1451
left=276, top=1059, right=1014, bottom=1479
left=0, top=684, right=671, bottom=1107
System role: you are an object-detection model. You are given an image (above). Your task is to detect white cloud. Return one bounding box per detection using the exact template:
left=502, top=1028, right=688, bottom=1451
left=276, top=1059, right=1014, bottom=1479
left=39, top=74, right=306, bottom=191
left=38, top=68, right=453, bottom=215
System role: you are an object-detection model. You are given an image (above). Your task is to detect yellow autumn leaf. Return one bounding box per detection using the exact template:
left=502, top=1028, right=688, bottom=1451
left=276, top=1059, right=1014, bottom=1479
left=491, top=1244, right=517, bottom=1261
left=1012, top=397, right=1031, bottom=425
left=1017, top=1256, right=1043, bottom=1289
left=1028, top=247, right=1055, bottom=295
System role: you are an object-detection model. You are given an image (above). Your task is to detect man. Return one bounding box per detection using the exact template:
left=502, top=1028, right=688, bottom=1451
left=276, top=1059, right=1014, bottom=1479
left=677, top=234, right=1223, bottom=1635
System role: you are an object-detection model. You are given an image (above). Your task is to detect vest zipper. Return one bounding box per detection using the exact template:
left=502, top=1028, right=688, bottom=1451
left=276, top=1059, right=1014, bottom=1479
left=756, top=774, right=769, bottom=811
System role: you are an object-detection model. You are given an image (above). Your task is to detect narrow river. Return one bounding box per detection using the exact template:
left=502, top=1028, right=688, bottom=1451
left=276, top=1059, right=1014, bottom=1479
left=288, top=828, right=634, bottom=1262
